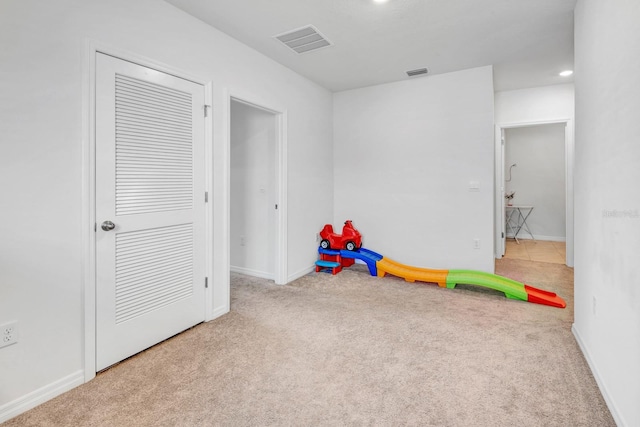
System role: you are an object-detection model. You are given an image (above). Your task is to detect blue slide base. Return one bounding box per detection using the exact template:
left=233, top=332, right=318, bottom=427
left=318, top=247, right=382, bottom=276
left=339, top=247, right=382, bottom=276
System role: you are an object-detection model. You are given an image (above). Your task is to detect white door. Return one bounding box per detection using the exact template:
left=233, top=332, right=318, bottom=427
left=500, top=128, right=506, bottom=257
left=95, top=53, right=206, bottom=370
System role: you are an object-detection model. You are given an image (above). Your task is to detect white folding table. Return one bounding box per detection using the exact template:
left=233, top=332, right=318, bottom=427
left=505, top=205, right=534, bottom=244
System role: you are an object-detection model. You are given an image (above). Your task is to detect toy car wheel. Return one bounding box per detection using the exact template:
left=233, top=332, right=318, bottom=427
left=320, top=240, right=330, bottom=249
left=345, top=241, right=356, bottom=251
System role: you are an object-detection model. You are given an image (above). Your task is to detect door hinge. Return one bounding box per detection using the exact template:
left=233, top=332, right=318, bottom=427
left=205, top=277, right=208, bottom=289
left=94, top=222, right=97, bottom=232
left=205, top=191, right=208, bottom=203
left=275, top=204, right=278, bottom=210
left=204, top=105, right=211, bottom=117
left=501, top=232, right=505, bottom=238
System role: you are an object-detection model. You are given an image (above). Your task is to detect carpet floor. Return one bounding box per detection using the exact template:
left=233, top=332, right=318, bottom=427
left=5, top=258, right=614, bottom=426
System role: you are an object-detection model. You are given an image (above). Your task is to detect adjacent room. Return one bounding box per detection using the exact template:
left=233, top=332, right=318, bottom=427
left=1, top=0, right=638, bottom=426
left=503, top=123, right=568, bottom=264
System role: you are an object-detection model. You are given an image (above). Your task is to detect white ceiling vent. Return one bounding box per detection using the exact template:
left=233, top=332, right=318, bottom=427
left=274, top=25, right=332, bottom=55
left=406, top=68, right=429, bottom=77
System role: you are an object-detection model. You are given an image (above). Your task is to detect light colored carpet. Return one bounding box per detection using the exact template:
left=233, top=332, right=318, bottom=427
left=5, top=259, right=614, bottom=426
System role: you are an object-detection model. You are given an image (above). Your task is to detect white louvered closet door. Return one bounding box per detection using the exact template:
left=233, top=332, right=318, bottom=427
left=95, top=53, right=205, bottom=371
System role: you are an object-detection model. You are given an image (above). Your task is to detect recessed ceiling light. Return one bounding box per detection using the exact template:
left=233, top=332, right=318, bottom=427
left=559, top=70, right=573, bottom=77
left=373, top=0, right=389, bottom=3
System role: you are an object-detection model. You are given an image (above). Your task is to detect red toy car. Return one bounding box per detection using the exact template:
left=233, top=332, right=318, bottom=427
left=319, top=220, right=362, bottom=251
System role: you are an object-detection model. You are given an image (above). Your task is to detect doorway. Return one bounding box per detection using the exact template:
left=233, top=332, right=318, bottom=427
left=229, top=97, right=287, bottom=283
left=495, top=120, right=574, bottom=267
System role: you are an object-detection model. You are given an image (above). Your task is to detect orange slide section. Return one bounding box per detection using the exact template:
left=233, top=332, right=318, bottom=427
left=376, top=257, right=449, bottom=287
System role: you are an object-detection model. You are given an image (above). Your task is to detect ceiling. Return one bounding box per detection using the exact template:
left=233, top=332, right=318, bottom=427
left=165, top=0, right=576, bottom=93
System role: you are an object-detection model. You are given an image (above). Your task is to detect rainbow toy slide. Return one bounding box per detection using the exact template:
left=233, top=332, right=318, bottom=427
left=316, top=247, right=566, bottom=308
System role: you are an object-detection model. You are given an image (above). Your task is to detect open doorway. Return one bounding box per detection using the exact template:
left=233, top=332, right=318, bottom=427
left=495, top=120, right=574, bottom=267
left=229, top=97, right=287, bottom=283
left=504, top=123, right=566, bottom=262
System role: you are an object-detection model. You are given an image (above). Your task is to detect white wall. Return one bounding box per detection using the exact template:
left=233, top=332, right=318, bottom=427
left=230, top=101, right=276, bottom=279
left=333, top=66, right=495, bottom=272
left=573, top=1, right=640, bottom=426
left=495, top=84, right=575, bottom=125
left=494, top=84, right=575, bottom=262
left=505, top=124, right=566, bottom=240
left=0, top=0, right=332, bottom=421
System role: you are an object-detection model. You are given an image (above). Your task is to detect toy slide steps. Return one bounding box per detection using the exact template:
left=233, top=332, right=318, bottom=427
left=317, top=246, right=566, bottom=308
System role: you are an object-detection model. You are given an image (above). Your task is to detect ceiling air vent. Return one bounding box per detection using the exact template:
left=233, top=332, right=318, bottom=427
left=274, top=25, right=332, bottom=55
left=406, top=68, right=429, bottom=77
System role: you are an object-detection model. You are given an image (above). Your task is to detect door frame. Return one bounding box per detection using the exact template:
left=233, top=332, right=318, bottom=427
left=223, top=89, right=288, bottom=285
left=494, top=119, right=574, bottom=267
left=82, top=40, right=214, bottom=382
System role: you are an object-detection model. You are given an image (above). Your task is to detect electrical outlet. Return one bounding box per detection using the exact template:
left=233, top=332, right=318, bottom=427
left=473, top=239, right=480, bottom=249
left=0, top=321, right=19, bottom=349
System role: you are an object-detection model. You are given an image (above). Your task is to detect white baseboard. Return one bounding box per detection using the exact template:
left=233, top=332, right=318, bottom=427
left=0, top=370, right=84, bottom=424
left=231, top=264, right=315, bottom=285
left=230, top=265, right=274, bottom=280
left=210, top=305, right=229, bottom=320
left=506, top=234, right=566, bottom=242
left=287, top=265, right=316, bottom=283
left=572, top=324, right=626, bottom=427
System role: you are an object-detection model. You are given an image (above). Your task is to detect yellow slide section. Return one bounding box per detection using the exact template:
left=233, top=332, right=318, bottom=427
left=377, top=258, right=448, bottom=287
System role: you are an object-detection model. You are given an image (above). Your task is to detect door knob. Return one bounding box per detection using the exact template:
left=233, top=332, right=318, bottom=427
left=101, top=221, right=116, bottom=231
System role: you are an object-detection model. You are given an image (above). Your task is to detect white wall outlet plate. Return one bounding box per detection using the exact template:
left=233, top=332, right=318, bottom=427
left=0, top=321, right=19, bottom=349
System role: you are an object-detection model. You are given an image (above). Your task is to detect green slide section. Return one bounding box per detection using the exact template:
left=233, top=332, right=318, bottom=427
left=446, top=270, right=528, bottom=301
